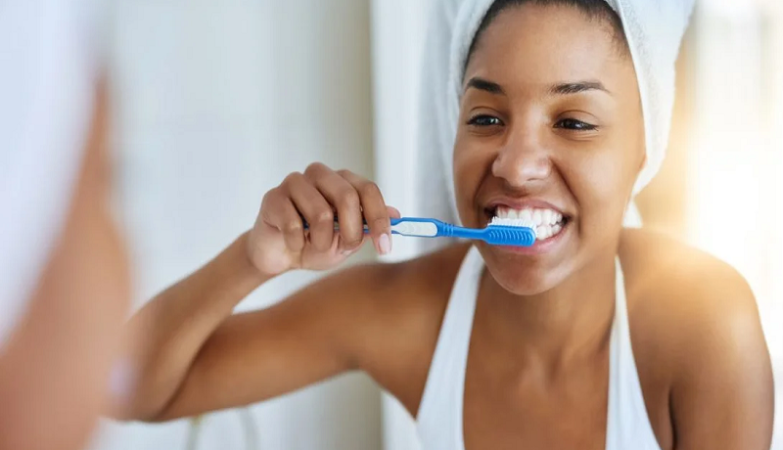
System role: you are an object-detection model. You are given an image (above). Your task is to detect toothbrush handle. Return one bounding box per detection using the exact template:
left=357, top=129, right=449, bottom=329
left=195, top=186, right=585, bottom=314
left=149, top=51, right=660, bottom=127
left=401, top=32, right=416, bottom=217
left=389, top=218, right=481, bottom=240
left=303, top=216, right=434, bottom=235
left=444, top=225, right=485, bottom=240
left=389, top=217, right=442, bottom=237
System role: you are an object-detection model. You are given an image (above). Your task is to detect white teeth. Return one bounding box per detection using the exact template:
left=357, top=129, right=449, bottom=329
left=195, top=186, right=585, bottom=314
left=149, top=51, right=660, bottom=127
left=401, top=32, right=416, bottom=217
left=543, top=210, right=553, bottom=225
left=540, top=225, right=553, bottom=240
left=492, top=206, right=567, bottom=242
left=494, top=208, right=563, bottom=225
left=532, top=210, right=542, bottom=224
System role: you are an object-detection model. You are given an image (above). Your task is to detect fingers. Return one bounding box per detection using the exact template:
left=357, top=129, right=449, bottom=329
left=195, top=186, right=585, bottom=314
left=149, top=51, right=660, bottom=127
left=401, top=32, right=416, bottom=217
left=260, top=189, right=304, bottom=253
left=283, top=172, right=335, bottom=252
left=305, top=163, right=364, bottom=253
left=269, top=163, right=395, bottom=260
left=337, top=169, right=392, bottom=255
left=257, top=163, right=398, bottom=276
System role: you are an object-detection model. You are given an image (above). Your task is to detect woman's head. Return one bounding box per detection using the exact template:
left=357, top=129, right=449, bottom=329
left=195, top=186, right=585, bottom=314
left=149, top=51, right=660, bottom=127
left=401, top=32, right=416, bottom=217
left=452, top=0, right=645, bottom=294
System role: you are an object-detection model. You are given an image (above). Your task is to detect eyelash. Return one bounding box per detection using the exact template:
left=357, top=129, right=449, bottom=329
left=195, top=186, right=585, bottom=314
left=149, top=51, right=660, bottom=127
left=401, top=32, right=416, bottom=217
left=554, top=118, right=598, bottom=131
left=467, top=115, right=504, bottom=127
left=466, top=115, right=598, bottom=131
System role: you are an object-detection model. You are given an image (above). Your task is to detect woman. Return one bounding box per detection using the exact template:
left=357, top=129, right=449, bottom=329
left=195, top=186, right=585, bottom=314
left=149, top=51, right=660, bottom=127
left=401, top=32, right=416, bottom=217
left=114, top=1, right=774, bottom=448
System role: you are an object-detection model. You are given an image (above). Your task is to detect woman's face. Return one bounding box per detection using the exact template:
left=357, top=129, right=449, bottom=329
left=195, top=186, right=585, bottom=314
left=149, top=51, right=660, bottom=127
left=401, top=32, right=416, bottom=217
left=454, top=3, right=644, bottom=295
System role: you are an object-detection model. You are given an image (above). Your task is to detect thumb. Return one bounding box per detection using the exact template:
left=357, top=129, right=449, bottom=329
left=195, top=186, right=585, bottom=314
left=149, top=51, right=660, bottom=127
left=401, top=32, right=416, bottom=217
left=386, top=206, right=401, bottom=219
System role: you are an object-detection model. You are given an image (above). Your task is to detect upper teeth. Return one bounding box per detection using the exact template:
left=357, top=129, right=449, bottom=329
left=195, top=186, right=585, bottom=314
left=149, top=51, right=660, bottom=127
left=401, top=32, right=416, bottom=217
left=495, top=206, right=563, bottom=226
left=494, top=206, right=565, bottom=241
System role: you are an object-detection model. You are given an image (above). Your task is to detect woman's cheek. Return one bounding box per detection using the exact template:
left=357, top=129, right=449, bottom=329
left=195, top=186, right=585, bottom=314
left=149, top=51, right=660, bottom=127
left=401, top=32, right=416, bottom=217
left=453, top=141, right=492, bottom=224
left=567, top=148, right=632, bottom=230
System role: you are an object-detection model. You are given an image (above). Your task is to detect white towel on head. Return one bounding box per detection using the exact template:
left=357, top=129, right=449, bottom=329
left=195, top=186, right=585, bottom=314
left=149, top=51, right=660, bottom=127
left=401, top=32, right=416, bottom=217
left=415, top=0, right=694, bottom=230
left=0, top=0, right=102, bottom=346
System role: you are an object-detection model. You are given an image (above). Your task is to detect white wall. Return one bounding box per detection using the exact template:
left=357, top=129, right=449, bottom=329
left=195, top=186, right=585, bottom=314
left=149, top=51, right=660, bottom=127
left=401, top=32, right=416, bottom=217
left=92, top=1, right=382, bottom=449
left=368, top=1, right=429, bottom=449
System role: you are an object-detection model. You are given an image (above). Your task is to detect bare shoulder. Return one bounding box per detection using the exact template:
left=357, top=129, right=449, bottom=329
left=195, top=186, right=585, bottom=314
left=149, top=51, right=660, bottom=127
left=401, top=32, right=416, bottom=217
left=619, top=228, right=762, bottom=348
left=619, top=228, right=773, bottom=448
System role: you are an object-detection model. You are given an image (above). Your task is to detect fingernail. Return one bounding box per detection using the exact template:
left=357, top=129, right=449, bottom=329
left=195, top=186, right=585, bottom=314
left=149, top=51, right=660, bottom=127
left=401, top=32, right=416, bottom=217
left=378, top=234, right=391, bottom=255
left=342, top=249, right=353, bottom=256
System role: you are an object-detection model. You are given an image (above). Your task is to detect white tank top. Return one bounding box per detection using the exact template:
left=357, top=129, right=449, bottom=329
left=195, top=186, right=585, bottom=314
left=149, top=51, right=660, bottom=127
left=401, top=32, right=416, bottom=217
left=416, top=246, right=660, bottom=450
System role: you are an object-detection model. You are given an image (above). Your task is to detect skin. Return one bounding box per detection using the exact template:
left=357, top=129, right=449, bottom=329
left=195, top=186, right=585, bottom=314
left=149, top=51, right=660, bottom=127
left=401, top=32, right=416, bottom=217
left=113, top=4, right=774, bottom=450
left=0, top=84, right=132, bottom=450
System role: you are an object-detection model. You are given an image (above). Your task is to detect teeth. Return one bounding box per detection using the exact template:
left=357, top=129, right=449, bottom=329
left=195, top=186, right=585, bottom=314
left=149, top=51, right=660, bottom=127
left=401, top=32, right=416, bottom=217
left=536, top=225, right=552, bottom=241
left=494, top=207, right=563, bottom=226
left=492, top=206, right=566, bottom=241
left=542, top=210, right=553, bottom=225
left=532, top=210, right=542, bottom=224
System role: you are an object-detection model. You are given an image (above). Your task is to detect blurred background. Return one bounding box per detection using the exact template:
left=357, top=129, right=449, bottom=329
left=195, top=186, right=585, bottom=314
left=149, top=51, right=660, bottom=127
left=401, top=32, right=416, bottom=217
left=64, top=0, right=781, bottom=449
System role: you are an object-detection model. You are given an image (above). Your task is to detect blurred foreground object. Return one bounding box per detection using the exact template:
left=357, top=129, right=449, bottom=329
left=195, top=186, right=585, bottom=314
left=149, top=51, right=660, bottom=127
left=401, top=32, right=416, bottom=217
left=0, top=2, right=132, bottom=450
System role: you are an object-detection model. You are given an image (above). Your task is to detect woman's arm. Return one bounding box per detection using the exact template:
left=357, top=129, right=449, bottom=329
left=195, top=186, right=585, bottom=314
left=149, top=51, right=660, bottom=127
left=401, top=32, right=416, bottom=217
left=669, top=262, right=773, bottom=449
left=112, top=163, right=401, bottom=421
left=112, top=232, right=268, bottom=420
left=113, top=236, right=402, bottom=421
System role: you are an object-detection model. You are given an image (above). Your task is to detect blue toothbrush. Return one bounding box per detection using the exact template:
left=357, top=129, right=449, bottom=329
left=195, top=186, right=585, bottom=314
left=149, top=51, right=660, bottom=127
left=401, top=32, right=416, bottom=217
left=304, top=216, right=537, bottom=247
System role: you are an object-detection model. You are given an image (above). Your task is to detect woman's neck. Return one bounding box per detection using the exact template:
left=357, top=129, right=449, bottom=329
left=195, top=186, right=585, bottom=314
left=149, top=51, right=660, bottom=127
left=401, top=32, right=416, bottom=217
left=479, top=254, right=617, bottom=369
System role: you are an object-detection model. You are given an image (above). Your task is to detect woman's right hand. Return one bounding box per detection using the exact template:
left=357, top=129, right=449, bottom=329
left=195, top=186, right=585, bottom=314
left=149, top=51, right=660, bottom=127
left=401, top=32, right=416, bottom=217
left=247, top=163, right=400, bottom=276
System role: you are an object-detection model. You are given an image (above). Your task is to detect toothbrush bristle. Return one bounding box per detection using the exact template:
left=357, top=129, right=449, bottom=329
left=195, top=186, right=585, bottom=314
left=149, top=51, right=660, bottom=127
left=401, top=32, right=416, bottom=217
left=483, top=216, right=538, bottom=246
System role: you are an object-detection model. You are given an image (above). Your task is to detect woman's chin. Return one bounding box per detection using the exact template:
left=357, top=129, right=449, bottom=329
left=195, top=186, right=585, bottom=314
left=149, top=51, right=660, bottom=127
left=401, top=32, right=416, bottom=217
left=492, top=271, right=561, bottom=296
left=480, top=251, right=572, bottom=297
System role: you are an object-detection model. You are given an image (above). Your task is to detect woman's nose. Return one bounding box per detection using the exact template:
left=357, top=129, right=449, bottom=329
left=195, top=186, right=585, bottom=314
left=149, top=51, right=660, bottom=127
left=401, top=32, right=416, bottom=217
left=491, top=131, right=552, bottom=187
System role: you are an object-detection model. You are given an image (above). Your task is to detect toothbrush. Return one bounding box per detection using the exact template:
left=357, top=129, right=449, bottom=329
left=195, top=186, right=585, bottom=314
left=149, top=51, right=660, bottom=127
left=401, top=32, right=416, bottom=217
left=389, top=217, right=536, bottom=247
left=304, top=216, right=537, bottom=247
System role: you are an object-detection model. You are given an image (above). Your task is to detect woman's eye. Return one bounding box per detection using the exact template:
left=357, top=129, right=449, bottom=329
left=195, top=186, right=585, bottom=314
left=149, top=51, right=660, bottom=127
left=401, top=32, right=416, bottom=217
left=554, top=118, right=597, bottom=131
left=467, top=115, right=504, bottom=127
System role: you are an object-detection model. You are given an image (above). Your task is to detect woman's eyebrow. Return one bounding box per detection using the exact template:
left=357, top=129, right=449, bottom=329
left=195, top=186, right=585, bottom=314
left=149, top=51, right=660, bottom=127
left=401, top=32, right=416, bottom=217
left=465, top=77, right=506, bottom=95
left=465, top=78, right=611, bottom=96
left=548, top=81, right=611, bottom=96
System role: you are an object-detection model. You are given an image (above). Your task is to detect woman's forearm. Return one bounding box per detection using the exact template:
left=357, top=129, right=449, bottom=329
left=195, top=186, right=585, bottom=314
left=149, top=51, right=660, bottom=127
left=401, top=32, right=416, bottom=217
left=114, top=232, right=271, bottom=420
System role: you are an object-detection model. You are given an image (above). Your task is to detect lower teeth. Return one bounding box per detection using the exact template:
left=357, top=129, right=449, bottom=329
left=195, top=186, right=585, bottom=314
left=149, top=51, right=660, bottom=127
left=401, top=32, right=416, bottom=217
left=536, top=222, right=564, bottom=241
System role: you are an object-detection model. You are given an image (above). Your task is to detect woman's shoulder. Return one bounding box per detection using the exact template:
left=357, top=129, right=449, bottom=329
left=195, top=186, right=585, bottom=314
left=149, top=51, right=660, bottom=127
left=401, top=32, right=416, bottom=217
left=618, top=228, right=768, bottom=397
left=619, top=227, right=758, bottom=323
left=619, top=229, right=773, bottom=446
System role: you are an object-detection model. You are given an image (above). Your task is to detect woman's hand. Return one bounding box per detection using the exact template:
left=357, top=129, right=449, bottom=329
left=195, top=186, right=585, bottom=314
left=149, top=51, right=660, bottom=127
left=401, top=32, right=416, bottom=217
left=247, top=163, right=400, bottom=275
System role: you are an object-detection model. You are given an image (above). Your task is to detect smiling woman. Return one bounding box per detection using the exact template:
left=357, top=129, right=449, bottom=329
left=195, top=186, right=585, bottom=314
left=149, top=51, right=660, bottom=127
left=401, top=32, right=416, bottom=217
left=111, top=1, right=773, bottom=450
left=453, top=0, right=644, bottom=296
